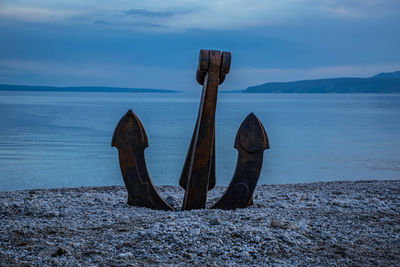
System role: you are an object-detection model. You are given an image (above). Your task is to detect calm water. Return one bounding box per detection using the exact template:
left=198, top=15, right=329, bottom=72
left=0, top=91, right=399, bottom=191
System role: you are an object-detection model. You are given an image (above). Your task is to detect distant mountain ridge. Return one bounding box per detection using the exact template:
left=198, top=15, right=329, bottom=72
left=244, top=70, right=400, bottom=93
left=0, top=84, right=180, bottom=93
left=372, top=71, right=400, bottom=79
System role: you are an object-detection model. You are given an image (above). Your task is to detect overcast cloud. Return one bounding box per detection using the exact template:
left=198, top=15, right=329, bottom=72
left=0, top=0, right=399, bottom=90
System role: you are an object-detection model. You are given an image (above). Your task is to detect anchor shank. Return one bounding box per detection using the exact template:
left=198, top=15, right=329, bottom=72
left=179, top=106, right=216, bottom=191
left=181, top=50, right=222, bottom=210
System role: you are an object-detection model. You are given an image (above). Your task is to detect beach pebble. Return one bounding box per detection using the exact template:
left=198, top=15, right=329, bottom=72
left=0, top=181, right=399, bottom=266
left=165, top=195, right=176, bottom=207
left=118, top=252, right=133, bottom=258
left=209, top=217, right=221, bottom=226
left=40, top=244, right=71, bottom=257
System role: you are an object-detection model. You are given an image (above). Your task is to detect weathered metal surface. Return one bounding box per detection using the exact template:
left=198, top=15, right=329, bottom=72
left=212, top=113, right=269, bottom=210
left=180, top=49, right=231, bottom=210
left=112, top=110, right=174, bottom=211
left=179, top=117, right=216, bottom=192
left=111, top=49, right=270, bottom=211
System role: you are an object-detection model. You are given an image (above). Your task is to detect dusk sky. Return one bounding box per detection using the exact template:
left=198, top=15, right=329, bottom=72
left=0, top=0, right=399, bottom=91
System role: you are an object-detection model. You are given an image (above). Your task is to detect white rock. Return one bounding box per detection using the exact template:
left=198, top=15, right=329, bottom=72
left=118, top=252, right=133, bottom=258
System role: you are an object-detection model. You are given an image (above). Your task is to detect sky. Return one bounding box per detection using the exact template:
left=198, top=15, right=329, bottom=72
left=0, top=0, right=399, bottom=91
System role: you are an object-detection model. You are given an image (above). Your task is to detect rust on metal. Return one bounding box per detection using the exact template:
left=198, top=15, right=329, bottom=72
left=180, top=49, right=231, bottom=210
left=212, top=113, right=269, bottom=210
left=112, top=110, right=174, bottom=211
left=111, top=49, right=270, bottom=211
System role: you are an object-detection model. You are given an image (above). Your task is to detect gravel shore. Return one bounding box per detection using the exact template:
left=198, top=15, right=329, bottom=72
left=1, top=180, right=399, bottom=266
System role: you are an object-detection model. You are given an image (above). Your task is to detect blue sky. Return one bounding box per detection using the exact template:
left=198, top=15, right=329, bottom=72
left=0, top=0, right=399, bottom=90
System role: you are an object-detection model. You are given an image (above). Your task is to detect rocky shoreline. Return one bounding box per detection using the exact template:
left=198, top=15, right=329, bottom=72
left=1, top=180, right=399, bottom=266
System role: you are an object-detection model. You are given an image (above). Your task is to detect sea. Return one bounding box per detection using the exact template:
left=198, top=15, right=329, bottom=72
left=1, top=91, right=399, bottom=191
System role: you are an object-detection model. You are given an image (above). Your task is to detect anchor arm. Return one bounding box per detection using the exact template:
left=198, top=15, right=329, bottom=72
left=212, top=113, right=269, bottom=210
left=112, top=110, right=174, bottom=211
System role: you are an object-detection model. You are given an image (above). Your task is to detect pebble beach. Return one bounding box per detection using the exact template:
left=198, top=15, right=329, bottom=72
left=1, top=180, right=399, bottom=266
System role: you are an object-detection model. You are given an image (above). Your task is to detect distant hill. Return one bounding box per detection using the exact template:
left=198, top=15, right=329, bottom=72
left=372, top=70, right=400, bottom=79
left=0, top=84, right=180, bottom=93
left=244, top=71, right=400, bottom=93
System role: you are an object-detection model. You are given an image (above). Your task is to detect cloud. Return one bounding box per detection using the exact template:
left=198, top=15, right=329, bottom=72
left=125, top=9, right=188, bottom=18
left=0, top=5, right=83, bottom=23
left=93, top=20, right=164, bottom=28
left=0, top=0, right=399, bottom=31
left=320, top=0, right=400, bottom=18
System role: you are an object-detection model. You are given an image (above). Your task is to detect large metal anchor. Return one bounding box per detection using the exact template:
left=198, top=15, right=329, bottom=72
left=112, top=49, right=269, bottom=211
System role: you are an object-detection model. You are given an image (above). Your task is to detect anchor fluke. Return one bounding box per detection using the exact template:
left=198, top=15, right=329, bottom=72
left=212, top=113, right=269, bottom=210
left=112, top=110, right=174, bottom=211
left=235, top=112, right=269, bottom=152
left=112, top=109, right=148, bottom=150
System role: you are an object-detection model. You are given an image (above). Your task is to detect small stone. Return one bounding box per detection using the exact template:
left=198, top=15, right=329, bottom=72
left=118, top=252, right=133, bottom=258
left=209, top=217, right=220, bottom=226
left=271, top=220, right=286, bottom=228
left=297, top=220, right=309, bottom=232
left=191, top=228, right=200, bottom=235
left=352, top=193, right=364, bottom=200
left=197, top=246, right=207, bottom=255
left=183, top=252, right=192, bottom=258
left=165, top=195, right=176, bottom=207
left=274, top=202, right=286, bottom=209
left=241, top=251, right=250, bottom=258
left=72, top=242, right=81, bottom=248
left=152, top=223, right=161, bottom=232
left=40, top=244, right=71, bottom=257
left=221, top=253, right=229, bottom=260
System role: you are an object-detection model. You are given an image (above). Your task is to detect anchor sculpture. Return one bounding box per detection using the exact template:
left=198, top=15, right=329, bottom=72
left=112, top=49, right=269, bottom=211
